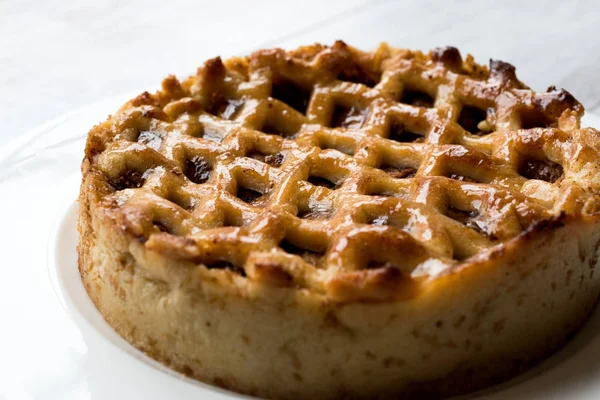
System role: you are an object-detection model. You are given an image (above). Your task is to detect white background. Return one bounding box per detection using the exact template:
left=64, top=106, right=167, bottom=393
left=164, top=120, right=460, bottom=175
left=2, top=0, right=600, bottom=142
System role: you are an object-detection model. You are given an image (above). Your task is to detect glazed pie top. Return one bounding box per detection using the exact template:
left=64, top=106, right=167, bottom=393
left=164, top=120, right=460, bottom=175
left=84, top=41, right=600, bottom=302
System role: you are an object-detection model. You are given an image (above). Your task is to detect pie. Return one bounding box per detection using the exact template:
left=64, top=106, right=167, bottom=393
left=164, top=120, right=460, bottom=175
left=78, top=41, right=600, bottom=399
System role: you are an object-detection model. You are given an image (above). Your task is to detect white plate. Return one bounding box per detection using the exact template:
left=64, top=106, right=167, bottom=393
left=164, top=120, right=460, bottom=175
left=2, top=94, right=600, bottom=399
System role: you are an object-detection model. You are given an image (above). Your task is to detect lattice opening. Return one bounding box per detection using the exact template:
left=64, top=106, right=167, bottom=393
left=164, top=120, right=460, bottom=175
left=380, top=164, right=417, bottom=179
left=297, top=202, right=335, bottom=220
left=400, top=89, right=434, bottom=108
left=137, top=130, right=162, bottom=150
left=201, top=126, right=225, bottom=143
left=184, top=156, right=212, bottom=184
left=280, top=239, right=325, bottom=266
left=388, top=121, right=425, bottom=143
left=307, top=175, right=338, bottom=189
left=318, top=137, right=356, bottom=156
left=446, top=205, right=496, bottom=240
left=110, top=170, right=146, bottom=191
left=205, top=260, right=246, bottom=277
left=236, top=186, right=265, bottom=205
left=330, top=104, right=366, bottom=128
left=206, top=97, right=244, bottom=121
left=320, top=144, right=355, bottom=156
left=247, top=151, right=285, bottom=168
left=458, top=106, right=493, bottom=135
left=271, top=78, right=310, bottom=114
left=447, top=173, right=479, bottom=183
left=261, top=122, right=284, bottom=136
left=152, top=219, right=175, bottom=235
left=261, top=117, right=299, bottom=137
left=369, top=215, right=390, bottom=226
left=365, top=186, right=400, bottom=197
left=367, top=214, right=409, bottom=231
left=520, top=109, right=553, bottom=129
left=366, top=260, right=400, bottom=270
left=165, top=191, right=194, bottom=211
left=223, top=212, right=245, bottom=227
left=518, top=158, right=563, bottom=183
left=451, top=249, right=471, bottom=262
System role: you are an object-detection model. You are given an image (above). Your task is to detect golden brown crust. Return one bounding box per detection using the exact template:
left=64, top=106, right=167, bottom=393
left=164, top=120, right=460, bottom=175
left=79, top=41, right=600, bottom=398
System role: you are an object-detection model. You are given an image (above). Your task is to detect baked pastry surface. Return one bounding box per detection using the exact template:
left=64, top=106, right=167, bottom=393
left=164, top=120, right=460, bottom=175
left=79, top=41, right=600, bottom=399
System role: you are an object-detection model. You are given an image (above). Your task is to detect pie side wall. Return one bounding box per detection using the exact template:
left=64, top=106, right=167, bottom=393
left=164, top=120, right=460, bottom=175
left=78, top=174, right=600, bottom=399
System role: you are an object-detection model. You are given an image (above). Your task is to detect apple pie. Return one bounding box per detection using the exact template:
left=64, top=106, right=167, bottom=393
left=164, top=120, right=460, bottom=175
left=78, top=41, right=600, bottom=399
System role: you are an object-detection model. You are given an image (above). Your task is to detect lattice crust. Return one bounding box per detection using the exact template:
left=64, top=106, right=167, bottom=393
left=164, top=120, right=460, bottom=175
left=84, top=41, right=600, bottom=301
